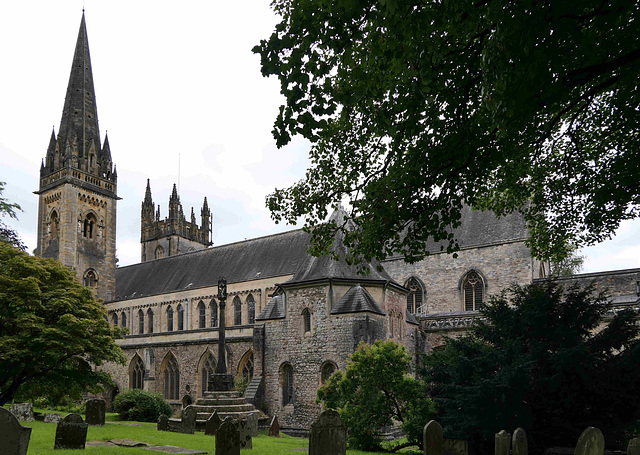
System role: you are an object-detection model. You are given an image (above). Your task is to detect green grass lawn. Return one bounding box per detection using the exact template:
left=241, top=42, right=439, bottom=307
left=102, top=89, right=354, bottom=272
left=19, top=413, right=421, bottom=455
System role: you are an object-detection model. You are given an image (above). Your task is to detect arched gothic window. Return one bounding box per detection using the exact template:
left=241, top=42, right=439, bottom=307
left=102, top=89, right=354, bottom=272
left=167, top=306, right=174, bottom=332
left=131, top=356, right=144, bottom=390
left=302, top=308, right=311, bottom=333
left=112, top=313, right=118, bottom=327
left=463, top=271, right=484, bottom=311
left=198, top=301, right=206, bottom=329
left=281, top=363, right=294, bottom=406
left=247, top=294, right=256, bottom=325
left=147, top=309, right=154, bottom=334
left=155, top=245, right=164, bottom=259
left=164, top=355, right=180, bottom=400
left=138, top=309, right=144, bottom=334
left=121, top=312, right=127, bottom=328
left=234, top=296, right=242, bottom=326
left=177, top=304, right=184, bottom=331
left=405, top=277, right=424, bottom=314
left=83, top=269, right=97, bottom=288
left=83, top=213, right=97, bottom=239
left=321, top=362, right=337, bottom=384
left=210, top=299, right=218, bottom=328
left=239, top=351, right=254, bottom=382
left=201, top=352, right=216, bottom=395
left=49, top=210, right=59, bottom=240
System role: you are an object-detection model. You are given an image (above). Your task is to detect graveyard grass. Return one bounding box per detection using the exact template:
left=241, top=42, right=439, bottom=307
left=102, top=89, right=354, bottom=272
left=20, top=411, right=422, bottom=454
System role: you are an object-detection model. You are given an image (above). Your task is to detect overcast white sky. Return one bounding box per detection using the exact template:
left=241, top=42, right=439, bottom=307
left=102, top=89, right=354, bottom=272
left=1, top=1, right=638, bottom=273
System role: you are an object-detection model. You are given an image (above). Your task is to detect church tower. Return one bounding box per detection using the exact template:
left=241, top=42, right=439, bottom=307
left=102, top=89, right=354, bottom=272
left=140, top=181, right=212, bottom=262
left=35, top=13, right=118, bottom=302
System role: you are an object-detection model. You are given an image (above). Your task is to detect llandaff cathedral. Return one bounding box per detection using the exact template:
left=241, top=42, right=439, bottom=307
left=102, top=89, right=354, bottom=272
left=35, top=14, right=640, bottom=432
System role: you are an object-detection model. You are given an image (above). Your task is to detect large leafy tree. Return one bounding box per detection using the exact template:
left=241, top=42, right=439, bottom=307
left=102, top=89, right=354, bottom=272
left=0, top=181, right=25, bottom=251
left=317, top=340, right=435, bottom=451
left=421, top=282, right=640, bottom=453
left=254, top=0, right=639, bottom=265
left=0, top=242, right=126, bottom=405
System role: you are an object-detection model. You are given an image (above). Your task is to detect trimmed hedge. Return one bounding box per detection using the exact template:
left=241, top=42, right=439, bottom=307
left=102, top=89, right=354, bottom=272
left=114, top=389, right=173, bottom=422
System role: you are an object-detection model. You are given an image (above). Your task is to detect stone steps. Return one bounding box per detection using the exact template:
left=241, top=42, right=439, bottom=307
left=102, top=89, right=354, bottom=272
left=190, top=388, right=266, bottom=432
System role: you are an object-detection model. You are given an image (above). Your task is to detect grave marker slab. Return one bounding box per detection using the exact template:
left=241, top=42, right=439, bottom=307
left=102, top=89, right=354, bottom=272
left=216, top=417, right=240, bottom=455
left=205, top=411, right=222, bottom=436
left=0, top=407, right=32, bottom=455
left=9, top=403, right=34, bottom=422
left=238, top=418, right=253, bottom=449
left=512, top=428, right=528, bottom=455
left=181, top=406, right=197, bottom=434
left=269, top=415, right=280, bottom=437
left=54, top=413, right=88, bottom=450
left=85, top=398, right=106, bottom=426
left=158, top=414, right=169, bottom=431
left=309, top=409, right=347, bottom=455
left=495, top=430, right=511, bottom=455
left=424, top=420, right=444, bottom=455
left=44, top=413, right=62, bottom=424
left=628, top=437, right=640, bottom=455
left=247, top=411, right=259, bottom=437
left=574, top=427, right=604, bottom=455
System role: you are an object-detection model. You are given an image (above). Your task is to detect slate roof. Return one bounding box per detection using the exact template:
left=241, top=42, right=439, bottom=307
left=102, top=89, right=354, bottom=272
left=405, top=311, right=420, bottom=326
left=383, top=205, right=528, bottom=261
left=256, top=295, right=285, bottom=321
left=331, top=285, right=386, bottom=315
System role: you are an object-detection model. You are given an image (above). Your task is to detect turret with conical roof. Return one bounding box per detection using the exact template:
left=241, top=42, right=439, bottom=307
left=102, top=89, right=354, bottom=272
left=140, top=182, right=213, bottom=262
left=34, top=12, right=118, bottom=303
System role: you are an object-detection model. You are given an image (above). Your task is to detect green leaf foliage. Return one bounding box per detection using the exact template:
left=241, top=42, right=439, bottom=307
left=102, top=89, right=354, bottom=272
left=0, top=242, right=126, bottom=405
left=317, top=340, right=435, bottom=450
left=114, top=388, right=173, bottom=422
left=421, top=282, right=640, bottom=453
left=255, top=0, right=639, bottom=266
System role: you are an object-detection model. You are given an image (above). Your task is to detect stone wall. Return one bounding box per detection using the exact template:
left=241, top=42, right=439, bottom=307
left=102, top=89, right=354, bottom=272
left=382, top=240, right=539, bottom=314
left=537, top=268, right=640, bottom=300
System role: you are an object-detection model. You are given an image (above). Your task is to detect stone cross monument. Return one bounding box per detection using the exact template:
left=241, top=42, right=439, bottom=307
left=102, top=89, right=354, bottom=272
left=209, top=275, right=235, bottom=391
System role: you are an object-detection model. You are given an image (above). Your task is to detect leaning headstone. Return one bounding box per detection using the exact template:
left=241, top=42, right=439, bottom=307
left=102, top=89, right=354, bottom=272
left=424, top=420, right=444, bottom=455
left=238, top=418, right=253, bottom=449
left=309, top=409, right=347, bottom=455
left=495, top=430, right=511, bottom=455
left=54, top=413, right=88, bottom=450
left=0, top=407, right=32, bottom=455
left=269, top=415, right=280, bottom=437
left=85, top=398, right=106, bottom=426
left=9, top=403, right=34, bottom=422
left=512, top=428, right=528, bottom=455
left=205, top=411, right=222, bottom=436
left=181, top=405, right=197, bottom=434
left=157, top=414, right=169, bottom=431
left=628, top=437, right=640, bottom=455
left=247, top=412, right=259, bottom=438
left=574, top=427, right=604, bottom=455
left=44, top=413, right=62, bottom=424
left=216, top=417, right=240, bottom=455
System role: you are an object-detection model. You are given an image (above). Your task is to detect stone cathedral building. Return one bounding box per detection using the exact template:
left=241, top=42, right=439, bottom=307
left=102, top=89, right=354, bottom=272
left=35, top=14, right=640, bottom=432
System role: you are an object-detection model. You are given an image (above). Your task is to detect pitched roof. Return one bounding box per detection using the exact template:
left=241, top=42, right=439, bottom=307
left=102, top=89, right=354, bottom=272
left=256, top=295, right=285, bottom=321
left=331, top=285, right=385, bottom=315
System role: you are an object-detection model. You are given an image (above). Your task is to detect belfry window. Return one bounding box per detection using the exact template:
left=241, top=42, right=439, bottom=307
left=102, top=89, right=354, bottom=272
left=463, top=271, right=484, bottom=311
left=405, top=277, right=423, bottom=314
left=49, top=210, right=59, bottom=240
left=83, top=269, right=97, bottom=288
left=155, top=245, right=164, bottom=259
left=234, top=296, right=242, bottom=326
left=83, top=213, right=97, bottom=239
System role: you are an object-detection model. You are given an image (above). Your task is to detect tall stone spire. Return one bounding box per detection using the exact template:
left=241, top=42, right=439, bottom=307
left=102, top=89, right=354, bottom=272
left=57, top=12, right=101, bottom=158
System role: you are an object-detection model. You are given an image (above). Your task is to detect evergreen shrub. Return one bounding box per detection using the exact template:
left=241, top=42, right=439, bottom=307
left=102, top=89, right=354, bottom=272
left=114, top=389, right=173, bottom=422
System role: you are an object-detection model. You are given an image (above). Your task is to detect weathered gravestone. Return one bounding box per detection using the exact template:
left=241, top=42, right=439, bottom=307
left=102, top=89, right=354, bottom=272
left=182, top=405, right=197, bottom=434
left=424, top=420, right=444, bottom=455
left=9, top=403, right=34, bottom=422
left=309, top=409, right=347, bottom=455
left=85, top=398, right=106, bottom=426
left=0, top=407, right=32, bottom=455
left=574, top=427, right=604, bottom=455
left=444, top=438, right=469, bottom=455
left=247, top=411, right=259, bottom=438
left=512, top=428, right=528, bottom=455
left=205, top=410, right=222, bottom=436
left=628, top=437, right=640, bottom=455
left=238, top=418, right=253, bottom=449
left=44, top=413, right=62, bottom=424
left=157, top=414, right=169, bottom=431
left=54, top=413, right=88, bottom=450
left=216, top=417, right=240, bottom=455
left=269, top=415, right=280, bottom=437
left=495, top=430, right=511, bottom=455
